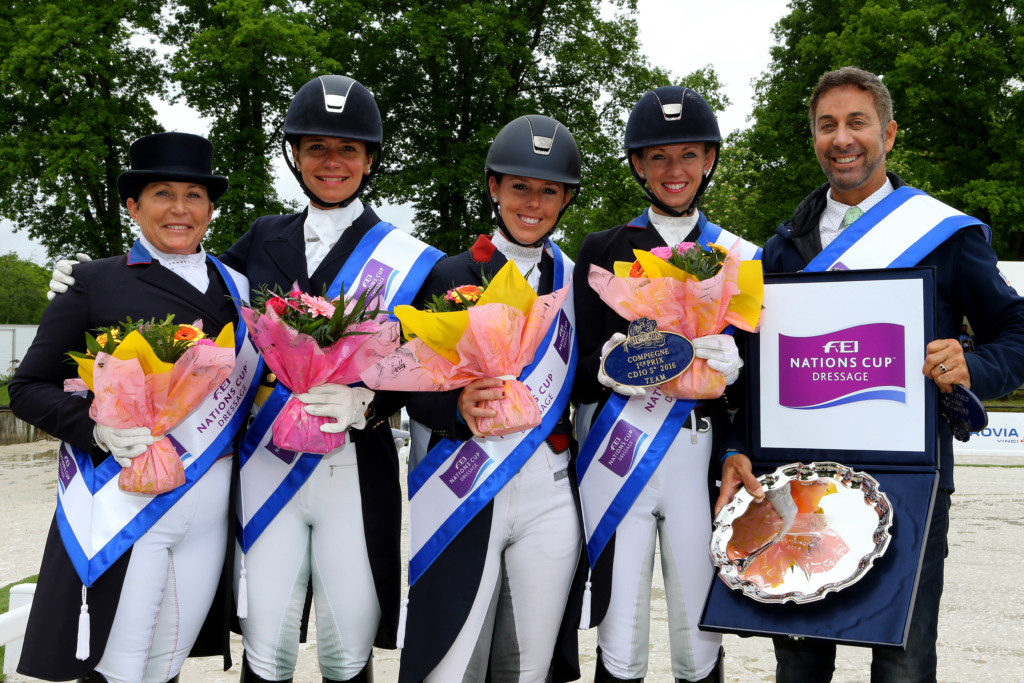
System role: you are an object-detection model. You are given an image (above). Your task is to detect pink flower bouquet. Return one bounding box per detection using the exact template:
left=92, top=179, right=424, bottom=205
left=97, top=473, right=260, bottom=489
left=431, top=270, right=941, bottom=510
left=240, top=284, right=401, bottom=454
left=70, top=317, right=236, bottom=494
left=588, top=241, right=763, bottom=400
left=361, top=261, right=567, bottom=437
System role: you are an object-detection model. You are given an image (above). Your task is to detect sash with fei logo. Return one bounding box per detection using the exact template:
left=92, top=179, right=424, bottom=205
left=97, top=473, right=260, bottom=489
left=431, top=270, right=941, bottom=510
left=56, top=251, right=263, bottom=588
left=406, top=243, right=576, bottom=585
left=237, top=221, right=443, bottom=552
left=576, top=213, right=761, bottom=575
left=807, top=186, right=990, bottom=273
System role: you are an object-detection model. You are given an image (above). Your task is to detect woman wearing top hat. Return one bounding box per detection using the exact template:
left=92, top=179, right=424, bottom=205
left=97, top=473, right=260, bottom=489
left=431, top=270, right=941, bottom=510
left=10, top=132, right=254, bottom=682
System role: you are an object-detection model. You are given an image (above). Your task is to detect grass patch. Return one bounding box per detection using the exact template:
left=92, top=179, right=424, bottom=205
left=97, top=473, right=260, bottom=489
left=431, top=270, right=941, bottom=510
left=0, top=575, right=39, bottom=681
left=0, top=385, right=8, bottom=406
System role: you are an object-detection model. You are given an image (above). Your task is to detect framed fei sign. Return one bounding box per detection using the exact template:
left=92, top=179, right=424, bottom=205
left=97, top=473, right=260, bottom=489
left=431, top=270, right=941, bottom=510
left=701, top=268, right=939, bottom=648
left=752, top=268, right=936, bottom=469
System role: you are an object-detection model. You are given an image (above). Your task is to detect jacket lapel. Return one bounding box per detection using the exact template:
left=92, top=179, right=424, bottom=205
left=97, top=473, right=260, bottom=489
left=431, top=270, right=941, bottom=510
left=263, top=211, right=310, bottom=291
left=134, top=262, right=220, bottom=322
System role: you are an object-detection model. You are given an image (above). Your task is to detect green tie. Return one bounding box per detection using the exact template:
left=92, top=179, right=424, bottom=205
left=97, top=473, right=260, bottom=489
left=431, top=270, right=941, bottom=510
left=840, top=206, right=864, bottom=230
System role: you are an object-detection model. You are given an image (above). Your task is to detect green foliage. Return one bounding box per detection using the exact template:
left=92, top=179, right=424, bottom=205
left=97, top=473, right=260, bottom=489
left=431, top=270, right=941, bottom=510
left=0, top=0, right=164, bottom=258
left=0, top=252, right=49, bottom=324
left=164, top=0, right=334, bottom=253
left=341, top=0, right=692, bottom=257
left=68, top=315, right=207, bottom=363
left=251, top=284, right=386, bottom=347
left=705, top=0, right=1024, bottom=255
left=660, top=243, right=727, bottom=281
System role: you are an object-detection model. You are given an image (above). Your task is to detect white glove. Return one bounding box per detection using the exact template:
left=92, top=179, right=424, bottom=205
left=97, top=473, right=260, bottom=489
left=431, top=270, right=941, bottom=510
left=94, top=424, right=158, bottom=468
left=596, top=333, right=646, bottom=397
left=296, top=384, right=375, bottom=433
left=47, top=253, right=92, bottom=300
left=692, top=334, right=743, bottom=385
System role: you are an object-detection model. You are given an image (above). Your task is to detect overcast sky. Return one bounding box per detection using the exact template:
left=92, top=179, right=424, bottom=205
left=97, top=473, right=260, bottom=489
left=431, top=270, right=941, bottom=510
left=2, top=0, right=791, bottom=264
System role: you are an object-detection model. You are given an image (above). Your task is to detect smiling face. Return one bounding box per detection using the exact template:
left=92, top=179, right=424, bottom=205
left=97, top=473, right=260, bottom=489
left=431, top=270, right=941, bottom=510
left=293, top=136, right=374, bottom=208
left=631, top=142, right=716, bottom=216
left=488, top=174, right=570, bottom=245
left=812, top=85, right=897, bottom=205
left=127, top=181, right=213, bottom=254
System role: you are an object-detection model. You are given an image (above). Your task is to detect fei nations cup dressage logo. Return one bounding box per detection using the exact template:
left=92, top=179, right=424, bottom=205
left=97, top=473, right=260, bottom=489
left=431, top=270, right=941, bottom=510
left=778, top=323, right=906, bottom=409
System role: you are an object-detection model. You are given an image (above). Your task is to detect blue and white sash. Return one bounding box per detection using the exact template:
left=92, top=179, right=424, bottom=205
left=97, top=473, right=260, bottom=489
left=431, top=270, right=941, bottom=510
left=56, top=251, right=262, bottom=587
left=807, top=186, right=989, bottom=272
left=406, top=244, right=576, bottom=585
left=576, top=214, right=761, bottom=573
left=237, top=222, right=443, bottom=552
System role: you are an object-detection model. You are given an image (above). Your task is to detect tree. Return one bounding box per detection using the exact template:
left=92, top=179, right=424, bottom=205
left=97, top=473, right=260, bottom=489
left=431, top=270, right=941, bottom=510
left=0, top=0, right=164, bottom=259
left=705, top=0, right=1024, bottom=255
left=331, top=0, right=715, bottom=257
left=0, top=252, right=50, bottom=324
left=164, top=0, right=334, bottom=254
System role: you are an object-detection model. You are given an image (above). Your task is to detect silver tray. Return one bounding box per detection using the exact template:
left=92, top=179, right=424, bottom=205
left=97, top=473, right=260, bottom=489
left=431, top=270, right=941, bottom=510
left=711, top=461, right=893, bottom=604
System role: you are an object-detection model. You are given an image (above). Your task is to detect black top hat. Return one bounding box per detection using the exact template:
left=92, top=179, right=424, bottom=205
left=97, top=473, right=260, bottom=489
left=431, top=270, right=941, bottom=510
left=117, top=132, right=229, bottom=204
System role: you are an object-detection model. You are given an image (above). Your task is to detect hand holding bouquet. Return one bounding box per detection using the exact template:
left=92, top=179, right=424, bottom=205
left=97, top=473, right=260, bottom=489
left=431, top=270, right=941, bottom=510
left=239, top=284, right=401, bottom=454
left=361, top=261, right=567, bottom=437
left=70, top=317, right=236, bottom=494
left=589, top=241, right=763, bottom=400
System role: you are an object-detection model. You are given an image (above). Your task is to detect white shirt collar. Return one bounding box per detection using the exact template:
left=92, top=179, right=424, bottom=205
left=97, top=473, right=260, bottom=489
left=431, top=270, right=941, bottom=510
left=647, top=207, right=699, bottom=247
left=819, top=179, right=894, bottom=248
left=137, top=234, right=209, bottom=293
left=304, top=200, right=364, bottom=276
left=490, top=232, right=545, bottom=291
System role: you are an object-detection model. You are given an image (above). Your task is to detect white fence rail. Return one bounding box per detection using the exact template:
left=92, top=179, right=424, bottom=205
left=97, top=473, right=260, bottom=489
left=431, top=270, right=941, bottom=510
left=1, top=583, right=35, bottom=676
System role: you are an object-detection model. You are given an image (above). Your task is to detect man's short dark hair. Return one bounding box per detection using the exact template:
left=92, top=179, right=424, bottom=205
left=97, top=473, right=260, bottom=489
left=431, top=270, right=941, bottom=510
left=809, top=66, right=894, bottom=133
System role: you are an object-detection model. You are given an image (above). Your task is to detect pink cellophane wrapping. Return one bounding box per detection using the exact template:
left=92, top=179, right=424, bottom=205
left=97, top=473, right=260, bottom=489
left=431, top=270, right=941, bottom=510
left=587, top=243, right=755, bottom=400
left=239, top=306, right=401, bottom=454
left=89, top=344, right=235, bottom=494
left=360, top=286, right=569, bottom=437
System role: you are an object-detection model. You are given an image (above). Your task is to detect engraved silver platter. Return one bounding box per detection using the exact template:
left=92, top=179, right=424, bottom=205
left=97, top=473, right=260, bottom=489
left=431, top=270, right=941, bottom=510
left=710, top=461, right=893, bottom=604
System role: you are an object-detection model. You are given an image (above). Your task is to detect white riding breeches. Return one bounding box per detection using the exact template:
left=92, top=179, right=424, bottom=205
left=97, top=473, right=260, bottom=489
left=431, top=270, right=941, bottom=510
left=236, top=441, right=379, bottom=681
left=596, top=422, right=722, bottom=681
left=95, top=456, right=231, bottom=683
left=426, top=445, right=582, bottom=683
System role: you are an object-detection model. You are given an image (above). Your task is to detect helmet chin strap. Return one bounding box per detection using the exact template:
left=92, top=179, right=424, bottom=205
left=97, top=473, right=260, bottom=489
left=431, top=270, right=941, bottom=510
left=282, top=139, right=363, bottom=209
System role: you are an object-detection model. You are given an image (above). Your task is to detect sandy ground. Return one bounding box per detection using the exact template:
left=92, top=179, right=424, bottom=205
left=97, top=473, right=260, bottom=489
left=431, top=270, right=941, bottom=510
left=2, top=440, right=1023, bottom=681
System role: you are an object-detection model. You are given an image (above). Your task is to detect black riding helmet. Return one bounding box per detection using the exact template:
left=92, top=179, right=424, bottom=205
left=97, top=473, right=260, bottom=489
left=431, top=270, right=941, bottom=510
left=484, top=115, right=582, bottom=247
left=283, top=75, right=383, bottom=208
left=624, top=86, right=721, bottom=217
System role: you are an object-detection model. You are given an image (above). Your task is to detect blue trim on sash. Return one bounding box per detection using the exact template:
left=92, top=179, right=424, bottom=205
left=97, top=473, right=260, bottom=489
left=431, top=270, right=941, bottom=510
left=583, top=398, right=695, bottom=566
left=393, top=244, right=444, bottom=306
left=805, top=186, right=989, bottom=273
left=328, top=221, right=394, bottom=299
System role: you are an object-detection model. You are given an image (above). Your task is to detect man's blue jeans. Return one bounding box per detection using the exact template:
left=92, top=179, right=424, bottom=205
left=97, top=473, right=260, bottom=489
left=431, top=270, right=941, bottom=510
left=773, top=490, right=952, bottom=683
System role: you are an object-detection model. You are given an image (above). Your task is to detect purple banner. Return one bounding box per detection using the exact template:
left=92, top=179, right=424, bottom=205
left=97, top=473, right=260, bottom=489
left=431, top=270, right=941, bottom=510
left=779, top=323, right=906, bottom=409
left=554, top=310, right=571, bottom=363
left=266, top=442, right=298, bottom=464
left=599, top=421, right=644, bottom=477
left=58, top=445, right=78, bottom=490
left=352, top=258, right=394, bottom=303
left=441, top=442, right=493, bottom=499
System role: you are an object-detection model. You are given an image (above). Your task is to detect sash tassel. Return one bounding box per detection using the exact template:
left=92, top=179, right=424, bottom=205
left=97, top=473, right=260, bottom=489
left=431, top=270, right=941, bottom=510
left=76, top=584, right=90, bottom=660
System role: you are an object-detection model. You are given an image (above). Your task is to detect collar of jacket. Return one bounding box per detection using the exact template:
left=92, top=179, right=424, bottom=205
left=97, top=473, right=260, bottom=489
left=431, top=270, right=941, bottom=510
left=471, top=234, right=498, bottom=262
left=775, top=172, right=907, bottom=242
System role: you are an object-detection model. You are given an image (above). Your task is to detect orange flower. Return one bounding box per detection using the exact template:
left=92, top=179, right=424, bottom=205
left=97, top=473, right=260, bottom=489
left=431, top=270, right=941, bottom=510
left=444, top=284, right=484, bottom=304
left=173, top=324, right=205, bottom=342
left=628, top=260, right=645, bottom=278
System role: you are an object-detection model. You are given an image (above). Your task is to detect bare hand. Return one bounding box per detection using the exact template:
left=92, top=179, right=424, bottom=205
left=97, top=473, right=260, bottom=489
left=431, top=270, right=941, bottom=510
left=715, top=453, right=764, bottom=515
left=458, top=378, right=505, bottom=437
left=922, top=338, right=970, bottom=393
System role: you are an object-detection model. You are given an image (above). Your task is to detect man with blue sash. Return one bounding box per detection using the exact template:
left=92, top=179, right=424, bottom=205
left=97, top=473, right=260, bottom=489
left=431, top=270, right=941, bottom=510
left=218, top=75, right=442, bottom=683
left=398, top=115, right=585, bottom=683
left=12, top=132, right=262, bottom=682
left=573, top=87, right=756, bottom=683
left=720, top=66, right=1024, bottom=682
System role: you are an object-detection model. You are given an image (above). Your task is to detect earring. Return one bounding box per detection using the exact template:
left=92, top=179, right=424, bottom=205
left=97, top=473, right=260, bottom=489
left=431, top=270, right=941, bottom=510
left=491, top=196, right=498, bottom=202
left=639, top=172, right=646, bottom=179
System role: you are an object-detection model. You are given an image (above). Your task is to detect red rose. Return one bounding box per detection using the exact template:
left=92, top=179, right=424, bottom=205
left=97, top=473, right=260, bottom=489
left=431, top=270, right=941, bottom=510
left=267, top=296, right=287, bottom=315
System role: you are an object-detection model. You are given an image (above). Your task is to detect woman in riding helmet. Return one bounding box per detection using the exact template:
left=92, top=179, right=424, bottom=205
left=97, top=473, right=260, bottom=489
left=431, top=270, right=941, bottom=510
left=398, top=114, right=586, bottom=683
left=219, top=74, right=442, bottom=683
left=572, top=86, right=759, bottom=683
